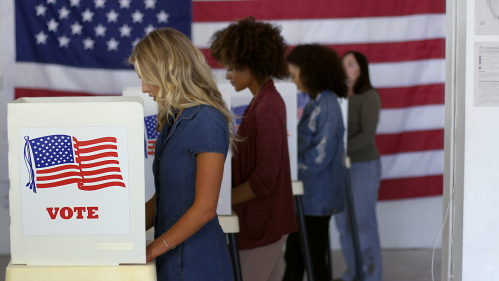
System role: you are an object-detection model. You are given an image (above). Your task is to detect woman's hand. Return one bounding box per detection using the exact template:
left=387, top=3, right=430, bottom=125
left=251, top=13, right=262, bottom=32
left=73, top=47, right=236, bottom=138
left=146, top=243, right=154, bottom=262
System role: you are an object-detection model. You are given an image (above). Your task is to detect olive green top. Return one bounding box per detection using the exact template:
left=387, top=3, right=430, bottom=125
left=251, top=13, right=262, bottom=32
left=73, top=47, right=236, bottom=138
left=347, top=88, right=381, bottom=163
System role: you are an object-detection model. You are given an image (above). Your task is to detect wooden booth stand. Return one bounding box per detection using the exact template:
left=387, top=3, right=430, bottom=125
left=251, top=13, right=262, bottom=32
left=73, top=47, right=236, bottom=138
left=5, top=97, right=152, bottom=280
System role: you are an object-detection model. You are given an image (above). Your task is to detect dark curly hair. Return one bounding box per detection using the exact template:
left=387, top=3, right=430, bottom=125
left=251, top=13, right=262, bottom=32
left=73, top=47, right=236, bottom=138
left=343, top=51, right=374, bottom=94
left=209, top=17, right=289, bottom=85
left=287, top=44, right=348, bottom=99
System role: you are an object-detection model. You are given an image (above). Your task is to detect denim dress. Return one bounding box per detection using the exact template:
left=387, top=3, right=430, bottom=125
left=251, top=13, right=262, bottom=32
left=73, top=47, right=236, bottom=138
left=298, top=90, right=346, bottom=216
left=152, top=105, right=233, bottom=281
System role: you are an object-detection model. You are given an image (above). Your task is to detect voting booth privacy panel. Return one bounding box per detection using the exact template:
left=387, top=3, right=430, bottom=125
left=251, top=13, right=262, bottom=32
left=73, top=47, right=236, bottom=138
left=8, top=97, right=146, bottom=266
left=123, top=88, right=233, bottom=215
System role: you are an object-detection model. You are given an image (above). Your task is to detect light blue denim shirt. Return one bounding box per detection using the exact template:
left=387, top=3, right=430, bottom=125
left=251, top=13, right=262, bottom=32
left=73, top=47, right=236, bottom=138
left=298, top=90, right=346, bottom=216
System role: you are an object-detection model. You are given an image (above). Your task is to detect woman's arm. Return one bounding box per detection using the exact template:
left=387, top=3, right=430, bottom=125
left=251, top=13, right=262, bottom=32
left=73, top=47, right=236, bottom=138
left=232, top=181, right=256, bottom=206
left=145, top=152, right=225, bottom=262
left=145, top=193, right=156, bottom=231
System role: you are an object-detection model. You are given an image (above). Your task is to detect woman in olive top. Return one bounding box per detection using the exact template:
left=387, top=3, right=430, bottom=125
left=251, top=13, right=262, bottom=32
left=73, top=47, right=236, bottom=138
left=334, top=51, right=382, bottom=281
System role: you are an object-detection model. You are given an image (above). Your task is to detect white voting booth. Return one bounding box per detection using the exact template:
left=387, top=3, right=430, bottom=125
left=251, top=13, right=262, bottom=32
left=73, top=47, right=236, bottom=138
left=122, top=88, right=233, bottom=215
left=6, top=97, right=150, bottom=280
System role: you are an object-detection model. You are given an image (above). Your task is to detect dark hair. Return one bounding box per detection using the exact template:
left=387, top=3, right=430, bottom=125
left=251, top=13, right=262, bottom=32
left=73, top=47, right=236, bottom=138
left=209, top=17, right=289, bottom=85
left=287, top=44, right=348, bottom=98
left=343, top=51, right=373, bottom=94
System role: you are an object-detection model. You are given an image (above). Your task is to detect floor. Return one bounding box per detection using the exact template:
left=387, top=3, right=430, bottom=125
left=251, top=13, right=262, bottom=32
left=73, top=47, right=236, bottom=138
left=0, top=249, right=441, bottom=281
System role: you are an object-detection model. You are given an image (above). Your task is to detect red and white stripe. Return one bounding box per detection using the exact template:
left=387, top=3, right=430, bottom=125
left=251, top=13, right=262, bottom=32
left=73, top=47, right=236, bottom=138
left=74, top=137, right=126, bottom=191
left=12, top=0, right=446, bottom=200
left=35, top=163, right=82, bottom=189
left=147, top=140, right=155, bottom=155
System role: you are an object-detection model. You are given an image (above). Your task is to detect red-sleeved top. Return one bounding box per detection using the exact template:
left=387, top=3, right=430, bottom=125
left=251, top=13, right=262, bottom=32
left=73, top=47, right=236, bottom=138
left=232, top=80, right=298, bottom=250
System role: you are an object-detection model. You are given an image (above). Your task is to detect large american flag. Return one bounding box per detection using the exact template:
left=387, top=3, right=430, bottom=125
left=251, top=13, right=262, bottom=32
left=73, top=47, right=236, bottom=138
left=24, top=134, right=125, bottom=192
left=3, top=0, right=445, bottom=201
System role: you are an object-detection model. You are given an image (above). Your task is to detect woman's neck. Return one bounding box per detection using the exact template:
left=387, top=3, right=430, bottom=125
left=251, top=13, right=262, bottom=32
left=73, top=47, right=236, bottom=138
left=249, top=77, right=270, bottom=98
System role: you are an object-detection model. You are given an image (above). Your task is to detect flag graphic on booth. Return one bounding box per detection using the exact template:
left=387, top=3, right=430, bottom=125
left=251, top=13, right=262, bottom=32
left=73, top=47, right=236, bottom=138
left=144, top=115, right=159, bottom=157
left=23, top=134, right=125, bottom=193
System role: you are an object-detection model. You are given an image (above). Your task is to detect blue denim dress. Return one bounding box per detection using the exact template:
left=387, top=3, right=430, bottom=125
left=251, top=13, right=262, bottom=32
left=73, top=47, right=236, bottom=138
left=298, top=90, right=346, bottom=216
left=152, top=105, right=233, bottom=281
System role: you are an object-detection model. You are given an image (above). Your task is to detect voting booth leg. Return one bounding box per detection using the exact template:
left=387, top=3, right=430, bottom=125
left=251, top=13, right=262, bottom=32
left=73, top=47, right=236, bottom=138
left=327, top=232, right=333, bottom=280
left=345, top=168, right=365, bottom=281
left=293, top=195, right=315, bottom=281
left=227, top=233, right=243, bottom=281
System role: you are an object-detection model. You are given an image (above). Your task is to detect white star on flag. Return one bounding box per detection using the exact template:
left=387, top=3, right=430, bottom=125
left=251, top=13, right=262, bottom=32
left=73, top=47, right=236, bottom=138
left=131, top=10, right=144, bottom=23
left=132, top=38, right=140, bottom=47
left=47, top=0, right=56, bottom=4
left=69, top=0, right=81, bottom=7
left=47, top=19, right=59, bottom=32
left=35, top=4, right=47, bottom=17
left=144, top=24, right=155, bottom=35
left=157, top=10, right=169, bottom=23
left=145, top=0, right=157, bottom=9
left=83, top=37, right=95, bottom=50
left=58, top=6, right=70, bottom=20
left=58, top=35, right=71, bottom=48
left=119, top=24, right=132, bottom=37
left=70, top=22, right=83, bottom=35
left=94, top=0, right=106, bottom=9
left=119, top=0, right=131, bottom=9
left=106, top=9, right=119, bottom=23
left=107, top=37, right=119, bottom=51
left=82, top=9, right=94, bottom=22
left=94, top=23, right=107, bottom=37
left=35, top=31, right=48, bottom=44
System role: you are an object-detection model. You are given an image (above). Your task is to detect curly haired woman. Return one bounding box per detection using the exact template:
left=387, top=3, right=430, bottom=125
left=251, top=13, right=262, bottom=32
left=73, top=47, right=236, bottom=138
left=283, top=44, right=348, bottom=281
left=210, top=17, right=297, bottom=281
left=130, top=28, right=237, bottom=281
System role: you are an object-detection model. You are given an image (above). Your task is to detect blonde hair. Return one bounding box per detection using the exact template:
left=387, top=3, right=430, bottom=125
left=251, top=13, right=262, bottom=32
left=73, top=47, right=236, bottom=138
left=129, top=28, right=240, bottom=151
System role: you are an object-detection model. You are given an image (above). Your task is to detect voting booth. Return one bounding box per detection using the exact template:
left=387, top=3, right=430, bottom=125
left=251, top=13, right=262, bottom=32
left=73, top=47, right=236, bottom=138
left=122, top=88, right=233, bottom=215
left=7, top=96, right=146, bottom=266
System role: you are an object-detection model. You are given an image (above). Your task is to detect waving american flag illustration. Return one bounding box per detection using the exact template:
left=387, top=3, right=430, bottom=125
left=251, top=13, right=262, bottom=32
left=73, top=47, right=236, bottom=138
left=24, top=134, right=125, bottom=193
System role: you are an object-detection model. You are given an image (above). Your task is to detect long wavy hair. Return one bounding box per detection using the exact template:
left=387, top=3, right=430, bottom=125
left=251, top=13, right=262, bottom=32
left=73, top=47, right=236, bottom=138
left=129, top=27, right=240, bottom=151
left=343, top=51, right=374, bottom=94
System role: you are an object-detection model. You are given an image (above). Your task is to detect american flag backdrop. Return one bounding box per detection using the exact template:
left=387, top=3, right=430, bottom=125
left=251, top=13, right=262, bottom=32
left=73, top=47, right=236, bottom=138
left=2, top=0, right=445, bottom=201
left=23, top=134, right=125, bottom=193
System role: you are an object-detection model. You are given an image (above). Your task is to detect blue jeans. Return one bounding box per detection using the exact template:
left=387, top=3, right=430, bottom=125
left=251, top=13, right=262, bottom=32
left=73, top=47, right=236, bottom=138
left=335, top=159, right=382, bottom=281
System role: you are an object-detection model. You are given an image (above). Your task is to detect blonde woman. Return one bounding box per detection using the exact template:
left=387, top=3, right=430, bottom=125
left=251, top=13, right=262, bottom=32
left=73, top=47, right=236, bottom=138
left=129, top=28, right=236, bottom=281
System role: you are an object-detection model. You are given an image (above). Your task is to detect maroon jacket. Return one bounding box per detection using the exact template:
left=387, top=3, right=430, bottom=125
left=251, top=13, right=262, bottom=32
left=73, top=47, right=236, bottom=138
left=232, top=80, right=298, bottom=250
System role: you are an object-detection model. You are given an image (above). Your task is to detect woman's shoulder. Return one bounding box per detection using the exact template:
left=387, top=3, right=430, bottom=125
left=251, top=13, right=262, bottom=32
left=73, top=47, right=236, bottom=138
left=196, top=105, right=226, bottom=119
left=361, top=88, right=379, bottom=98
left=192, top=105, right=228, bottom=129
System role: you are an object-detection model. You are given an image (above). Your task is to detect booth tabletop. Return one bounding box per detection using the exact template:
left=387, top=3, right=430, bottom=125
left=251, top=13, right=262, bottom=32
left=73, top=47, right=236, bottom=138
left=5, top=261, right=157, bottom=281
